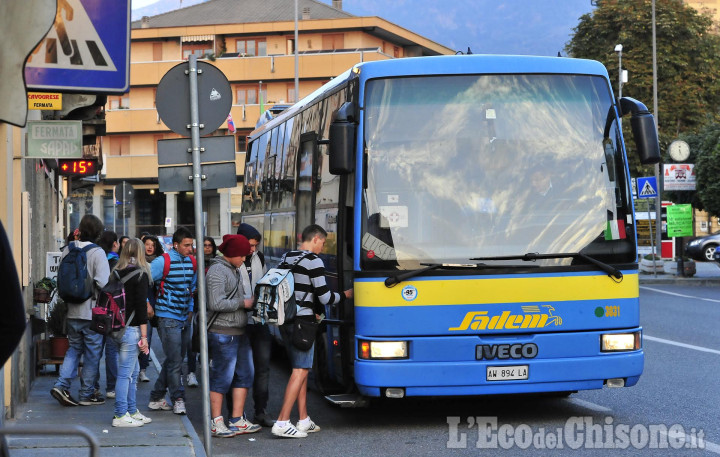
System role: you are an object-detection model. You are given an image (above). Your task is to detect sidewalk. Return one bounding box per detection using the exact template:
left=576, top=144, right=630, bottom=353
left=638, top=259, right=720, bottom=285
left=5, top=332, right=205, bottom=457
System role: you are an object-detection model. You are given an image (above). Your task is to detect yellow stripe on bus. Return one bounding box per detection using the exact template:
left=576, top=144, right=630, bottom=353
left=355, top=274, right=638, bottom=307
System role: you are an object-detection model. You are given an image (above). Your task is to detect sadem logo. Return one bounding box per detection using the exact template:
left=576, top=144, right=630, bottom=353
left=401, top=285, right=418, bottom=301
left=449, top=305, right=563, bottom=331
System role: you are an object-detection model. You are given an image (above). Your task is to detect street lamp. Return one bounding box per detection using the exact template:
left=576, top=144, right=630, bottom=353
left=614, top=44, right=623, bottom=99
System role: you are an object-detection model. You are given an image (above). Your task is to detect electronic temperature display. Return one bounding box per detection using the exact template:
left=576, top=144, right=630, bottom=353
left=57, top=159, right=98, bottom=176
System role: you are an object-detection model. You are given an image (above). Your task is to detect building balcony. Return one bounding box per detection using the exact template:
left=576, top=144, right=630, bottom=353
left=129, top=49, right=387, bottom=86
left=106, top=108, right=167, bottom=134
left=103, top=153, right=246, bottom=181
left=107, top=105, right=262, bottom=134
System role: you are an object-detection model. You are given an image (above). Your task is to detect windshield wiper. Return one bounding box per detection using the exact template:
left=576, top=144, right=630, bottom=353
left=470, top=252, right=623, bottom=281
left=384, top=263, right=478, bottom=287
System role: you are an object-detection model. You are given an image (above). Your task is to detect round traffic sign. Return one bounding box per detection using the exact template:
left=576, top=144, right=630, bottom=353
left=156, top=60, right=232, bottom=136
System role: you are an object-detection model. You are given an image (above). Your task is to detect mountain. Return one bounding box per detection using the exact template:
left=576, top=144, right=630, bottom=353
left=131, top=0, right=593, bottom=56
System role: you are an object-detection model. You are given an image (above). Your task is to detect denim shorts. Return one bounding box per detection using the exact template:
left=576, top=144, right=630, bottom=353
left=207, top=332, right=254, bottom=393
left=280, top=323, right=314, bottom=369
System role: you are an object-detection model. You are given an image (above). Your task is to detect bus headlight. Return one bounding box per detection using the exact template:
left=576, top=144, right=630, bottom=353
left=358, top=340, right=408, bottom=359
left=601, top=331, right=641, bottom=352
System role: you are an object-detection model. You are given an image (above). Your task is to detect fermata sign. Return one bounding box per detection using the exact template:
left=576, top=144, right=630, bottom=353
left=26, top=120, right=82, bottom=159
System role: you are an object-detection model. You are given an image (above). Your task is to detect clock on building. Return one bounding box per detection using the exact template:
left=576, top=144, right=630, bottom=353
left=668, top=140, right=690, bottom=162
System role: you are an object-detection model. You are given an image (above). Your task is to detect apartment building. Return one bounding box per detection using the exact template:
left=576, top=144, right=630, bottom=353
left=88, top=0, right=453, bottom=238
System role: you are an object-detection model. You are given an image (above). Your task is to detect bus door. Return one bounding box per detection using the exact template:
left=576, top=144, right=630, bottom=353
left=296, top=132, right=318, bottom=243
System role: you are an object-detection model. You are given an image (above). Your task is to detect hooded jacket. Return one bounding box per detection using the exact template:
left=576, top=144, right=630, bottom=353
left=63, top=241, right=110, bottom=320
left=236, top=223, right=265, bottom=299
left=205, top=256, right=250, bottom=335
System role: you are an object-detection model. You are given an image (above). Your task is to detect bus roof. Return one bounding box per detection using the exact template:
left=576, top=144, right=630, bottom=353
left=247, top=55, right=610, bottom=141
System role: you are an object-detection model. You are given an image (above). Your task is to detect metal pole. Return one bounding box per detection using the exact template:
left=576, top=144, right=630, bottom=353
left=616, top=44, right=623, bottom=130
left=647, top=199, right=657, bottom=278
left=0, top=426, right=100, bottom=457
left=652, top=0, right=662, bottom=260
left=187, top=54, right=211, bottom=457
left=294, top=0, right=299, bottom=102
left=122, top=181, right=126, bottom=236
left=618, top=46, right=622, bottom=99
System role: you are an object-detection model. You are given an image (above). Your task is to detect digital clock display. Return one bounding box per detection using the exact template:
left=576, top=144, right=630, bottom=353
left=57, top=159, right=98, bottom=176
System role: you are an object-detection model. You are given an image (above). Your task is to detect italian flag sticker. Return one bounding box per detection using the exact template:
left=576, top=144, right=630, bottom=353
left=605, top=219, right=626, bottom=240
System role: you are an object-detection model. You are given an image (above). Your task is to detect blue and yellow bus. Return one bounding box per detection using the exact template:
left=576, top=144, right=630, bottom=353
left=242, top=55, right=660, bottom=400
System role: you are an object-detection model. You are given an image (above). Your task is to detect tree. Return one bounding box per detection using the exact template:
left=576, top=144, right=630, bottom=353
left=566, top=0, right=720, bottom=177
left=686, top=123, right=720, bottom=215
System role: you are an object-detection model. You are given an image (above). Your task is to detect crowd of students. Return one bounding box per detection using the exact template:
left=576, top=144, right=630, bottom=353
left=50, top=215, right=351, bottom=439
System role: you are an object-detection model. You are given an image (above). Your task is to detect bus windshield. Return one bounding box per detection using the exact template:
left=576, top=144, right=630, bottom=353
left=361, top=74, right=631, bottom=269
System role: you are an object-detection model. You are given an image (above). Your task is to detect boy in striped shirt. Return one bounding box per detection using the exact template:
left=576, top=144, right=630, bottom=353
left=147, top=227, right=197, bottom=415
left=271, top=224, right=353, bottom=438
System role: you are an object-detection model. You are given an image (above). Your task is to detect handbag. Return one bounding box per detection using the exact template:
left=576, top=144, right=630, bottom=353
left=191, top=312, right=219, bottom=353
left=291, top=315, right=319, bottom=351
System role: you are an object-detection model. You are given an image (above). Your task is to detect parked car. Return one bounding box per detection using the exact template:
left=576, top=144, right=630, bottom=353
left=685, top=231, right=720, bottom=261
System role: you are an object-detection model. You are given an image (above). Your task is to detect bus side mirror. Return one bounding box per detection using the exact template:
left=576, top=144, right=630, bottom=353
left=329, top=102, right=356, bottom=175
left=619, top=97, right=660, bottom=165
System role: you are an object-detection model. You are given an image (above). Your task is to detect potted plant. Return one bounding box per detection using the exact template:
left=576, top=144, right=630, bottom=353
left=639, top=253, right=664, bottom=273
left=34, top=277, right=56, bottom=303
left=46, top=299, right=69, bottom=359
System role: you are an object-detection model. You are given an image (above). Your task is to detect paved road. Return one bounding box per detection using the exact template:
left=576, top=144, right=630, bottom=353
left=183, top=283, right=720, bottom=456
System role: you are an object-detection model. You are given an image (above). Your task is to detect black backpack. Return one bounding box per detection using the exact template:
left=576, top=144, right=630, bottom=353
left=91, top=269, right=142, bottom=336
left=57, top=242, right=98, bottom=303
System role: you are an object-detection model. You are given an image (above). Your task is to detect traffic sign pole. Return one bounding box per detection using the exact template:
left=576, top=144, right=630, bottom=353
left=647, top=199, right=656, bottom=278
left=187, top=55, right=212, bottom=457
left=637, top=177, right=659, bottom=277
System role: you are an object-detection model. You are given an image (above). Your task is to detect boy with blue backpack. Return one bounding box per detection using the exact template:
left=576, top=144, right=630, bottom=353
left=51, top=214, right=110, bottom=407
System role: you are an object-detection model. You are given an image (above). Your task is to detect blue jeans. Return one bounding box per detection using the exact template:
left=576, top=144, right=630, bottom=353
left=54, top=319, right=104, bottom=400
left=104, top=335, right=118, bottom=391
left=247, top=323, right=272, bottom=415
left=113, top=326, right=140, bottom=417
left=184, top=318, right=197, bottom=374
left=151, top=317, right=187, bottom=402
left=138, top=327, right=153, bottom=371
left=208, top=332, right=254, bottom=394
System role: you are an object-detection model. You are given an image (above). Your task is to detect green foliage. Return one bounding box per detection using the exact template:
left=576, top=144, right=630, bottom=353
left=566, top=0, right=720, bottom=175
left=35, top=277, right=56, bottom=292
left=693, top=128, right=720, bottom=215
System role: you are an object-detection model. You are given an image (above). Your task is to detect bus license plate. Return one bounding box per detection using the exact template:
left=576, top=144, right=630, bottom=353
left=486, top=365, right=528, bottom=381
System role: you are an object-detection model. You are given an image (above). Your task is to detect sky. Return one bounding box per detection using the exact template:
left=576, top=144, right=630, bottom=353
left=131, top=0, right=596, bottom=57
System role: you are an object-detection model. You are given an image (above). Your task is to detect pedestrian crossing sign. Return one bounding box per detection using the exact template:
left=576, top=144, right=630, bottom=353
left=637, top=177, right=658, bottom=199
left=25, top=0, right=130, bottom=93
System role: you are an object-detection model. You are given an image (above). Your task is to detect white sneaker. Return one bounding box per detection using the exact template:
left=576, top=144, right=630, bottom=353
left=130, top=410, right=152, bottom=424
left=148, top=399, right=172, bottom=411
left=138, top=370, right=150, bottom=382
left=211, top=416, right=235, bottom=438
left=272, top=421, right=307, bottom=438
left=112, top=412, right=143, bottom=428
left=228, top=416, right=261, bottom=434
left=296, top=417, right=321, bottom=433
left=187, top=372, right=199, bottom=387
left=105, top=391, right=115, bottom=399
left=173, top=398, right=187, bottom=415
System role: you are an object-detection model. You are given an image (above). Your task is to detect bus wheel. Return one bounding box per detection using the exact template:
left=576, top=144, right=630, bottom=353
left=312, top=332, right=343, bottom=395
